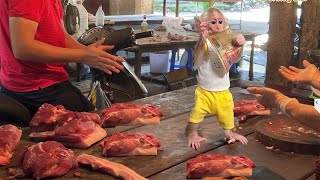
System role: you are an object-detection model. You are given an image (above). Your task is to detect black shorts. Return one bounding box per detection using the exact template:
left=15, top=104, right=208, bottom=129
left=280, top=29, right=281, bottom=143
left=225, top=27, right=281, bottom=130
left=1, top=81, right=95, bottom=117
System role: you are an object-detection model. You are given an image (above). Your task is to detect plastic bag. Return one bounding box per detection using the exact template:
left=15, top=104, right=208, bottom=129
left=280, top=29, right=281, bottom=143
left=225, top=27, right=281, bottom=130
left=162, top=17, right=186, bottom=41
left=87, top=80, right=112, bottom=109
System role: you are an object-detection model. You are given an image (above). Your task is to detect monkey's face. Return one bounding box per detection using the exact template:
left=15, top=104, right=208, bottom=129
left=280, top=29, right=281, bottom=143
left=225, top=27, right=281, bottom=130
left=206, top=11, right=226, bottom=34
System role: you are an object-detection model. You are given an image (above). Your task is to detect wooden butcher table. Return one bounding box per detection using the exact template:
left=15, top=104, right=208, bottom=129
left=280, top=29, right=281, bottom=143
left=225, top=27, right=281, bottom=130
left=0, top=86, right=318, bottom=179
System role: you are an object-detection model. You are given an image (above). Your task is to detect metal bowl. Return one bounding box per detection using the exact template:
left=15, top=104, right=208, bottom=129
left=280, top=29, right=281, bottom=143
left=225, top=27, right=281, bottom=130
left=308, top=49, right=320, bottom=63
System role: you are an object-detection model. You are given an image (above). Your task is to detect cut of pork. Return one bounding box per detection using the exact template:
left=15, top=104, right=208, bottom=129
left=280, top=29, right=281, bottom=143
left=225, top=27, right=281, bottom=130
left=77, top=153, right=148, bottom=180
left=0, top=124, right=22, bottom=165
left=233, top=100, right=270, bottom=121
left=29, top=103, right=67, bottom=132
left=29, top=118, right=106, bottom=149
left=101, top=133, right=161, bottom=156
left=30, top=103, right=101, bottom=132
left=20, top=141, right=78, bottom=179
left=58, top=111, right=101, bottom=126
left=186, top=154, right=256, bottom=179
left=101, top=103, right=163, bottom=127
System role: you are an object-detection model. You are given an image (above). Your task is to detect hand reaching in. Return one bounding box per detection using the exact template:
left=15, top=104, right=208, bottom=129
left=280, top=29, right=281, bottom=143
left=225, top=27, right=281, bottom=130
left=279, top=60, right=319, bottom=86
left=80, top=38, right=125, bottom=75
left=247, top=87, right=287, bottom=109
left=224, top=130, right=248, bottom=145
left=188, top=133, right=207, bottom=151
left=232, top=34, right=245, bottom=47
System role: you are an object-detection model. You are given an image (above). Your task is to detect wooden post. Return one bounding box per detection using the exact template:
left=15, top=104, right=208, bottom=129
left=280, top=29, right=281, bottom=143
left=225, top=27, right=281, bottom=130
left=176, top=0, right=179, bottom=17
left=297, top=0, right=320, bottom=67
left=249, top=36, right=255, bottom=81
left=265, top=2, right=296, bottom=86
left=163, top=0, right=167, bottom=16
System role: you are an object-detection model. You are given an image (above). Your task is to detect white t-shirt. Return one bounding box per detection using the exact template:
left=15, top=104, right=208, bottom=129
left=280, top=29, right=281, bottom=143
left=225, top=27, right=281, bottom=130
left=197, top=40, right=230, bottom=91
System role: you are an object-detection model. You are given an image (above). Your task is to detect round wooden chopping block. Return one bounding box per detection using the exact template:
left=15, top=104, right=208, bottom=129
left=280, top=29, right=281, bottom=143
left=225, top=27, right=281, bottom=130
left=255, top=115, right=320, bottom=155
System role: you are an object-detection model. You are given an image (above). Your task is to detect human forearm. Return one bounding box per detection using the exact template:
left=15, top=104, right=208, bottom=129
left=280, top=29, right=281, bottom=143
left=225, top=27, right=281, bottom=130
left=12, top=39, right=84, bottom=63
left=285, top=101, right=320, bottom=132
left=65, top=33, right=85, bottom=50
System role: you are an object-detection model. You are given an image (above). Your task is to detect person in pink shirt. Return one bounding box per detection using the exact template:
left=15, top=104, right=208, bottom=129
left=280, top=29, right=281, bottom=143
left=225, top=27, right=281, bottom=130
left=0, top=0, right=125, bottom=117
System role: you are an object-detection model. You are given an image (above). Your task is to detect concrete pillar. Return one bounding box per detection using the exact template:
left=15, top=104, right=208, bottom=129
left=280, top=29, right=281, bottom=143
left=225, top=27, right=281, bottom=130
left=109, top=0, right=154, bottom=15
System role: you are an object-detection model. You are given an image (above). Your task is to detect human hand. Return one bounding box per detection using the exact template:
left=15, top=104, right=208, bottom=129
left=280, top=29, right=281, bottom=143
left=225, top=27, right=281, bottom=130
left=247, top=87, right=287, bottom=109
left=224, top=130, right=248, bottom=145
left=279, top=60, right=319, bottom=86
left=81, top=38, right=125, bottom=75
left=232, top=34, right=245, bottom=47
left=188, top=133, right=207, bottom=151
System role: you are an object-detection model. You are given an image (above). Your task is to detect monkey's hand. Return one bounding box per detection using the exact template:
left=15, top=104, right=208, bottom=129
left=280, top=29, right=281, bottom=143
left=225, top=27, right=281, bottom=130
left=185, top=122, right=207, bottom=150
left=224, top=130, right=248, bottom=145
left=188, top=133, right=207, bottom=151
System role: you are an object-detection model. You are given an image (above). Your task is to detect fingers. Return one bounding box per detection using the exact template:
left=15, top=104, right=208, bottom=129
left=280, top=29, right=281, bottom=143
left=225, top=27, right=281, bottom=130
left=99, top=51, right=125, bottom=63
left=279, top=66, right=298, bottom=76
left=227, top=138, right=235, bottom=144
left=279, top=69, right=294, bottom=82
left=302, top=60, right=312, bottom=68
left=227, top=136, right=248, bottom=145
left=239, top=136, right=248, bottom=145
left=247, top=87, right=263, bottom=95
left=89, top=38, right=105, bottom=47
left=288, top=66, right=301, bottom=73
left=195, top=142, right=200, bottom=150
left=100, top=57, right=124, bottom=70
left=98, top=45, right=115, bottom=52
left=188, top=137, right=206, bottom=151
left=232, top=35, right=245, bottom=47
left=189, top=141, right=199, bottom=151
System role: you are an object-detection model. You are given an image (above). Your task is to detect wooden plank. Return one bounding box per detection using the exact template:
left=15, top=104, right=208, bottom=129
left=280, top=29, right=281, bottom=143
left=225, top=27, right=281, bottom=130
left=65, top=112, right=259, bottom=180
left=132, top=85, right=196, bottom=119
left=266, top=2, right=296, bottom=86
left=298, top=0, right=320, bottom=67
left=149, top=134, right=318, bottom=180
left=132, top=86, right=255, bottom=120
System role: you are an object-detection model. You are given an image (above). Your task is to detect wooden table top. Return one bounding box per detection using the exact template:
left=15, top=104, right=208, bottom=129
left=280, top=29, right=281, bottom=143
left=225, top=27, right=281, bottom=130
left=0, top=86, right=317, bottom=179
left=88, top=14, right=166, bottom=26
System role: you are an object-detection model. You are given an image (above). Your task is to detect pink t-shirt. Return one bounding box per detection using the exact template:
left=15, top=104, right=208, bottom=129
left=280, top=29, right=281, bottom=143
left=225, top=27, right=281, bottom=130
left=0, top=0, right=69, bottom=92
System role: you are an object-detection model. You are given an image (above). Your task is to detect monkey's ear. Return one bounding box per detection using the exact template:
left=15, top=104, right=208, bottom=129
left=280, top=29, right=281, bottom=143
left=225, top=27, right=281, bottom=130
left=195, top=17, right=201, bottom=30
left=224, top=16, right=228, bottom=24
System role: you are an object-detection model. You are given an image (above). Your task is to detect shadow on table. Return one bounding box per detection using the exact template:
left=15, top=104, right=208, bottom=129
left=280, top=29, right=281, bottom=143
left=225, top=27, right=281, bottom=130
left=250, top=166, right=285, bottom=180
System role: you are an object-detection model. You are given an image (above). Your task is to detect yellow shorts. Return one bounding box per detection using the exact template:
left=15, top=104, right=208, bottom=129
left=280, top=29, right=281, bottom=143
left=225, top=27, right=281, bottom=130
left=189, top=87, right=234, bottom=130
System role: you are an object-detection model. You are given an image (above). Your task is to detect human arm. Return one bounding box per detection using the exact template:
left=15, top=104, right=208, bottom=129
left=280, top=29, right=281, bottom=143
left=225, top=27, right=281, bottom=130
left=247, top=87, right=320, bottom=132
left=286, top=101, right=320, bottom=132
left=63, top=27, right=85, bottom=50
left=279, top=60, right=320, bottom=90
left=9, top=17, right=125, bottom=74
